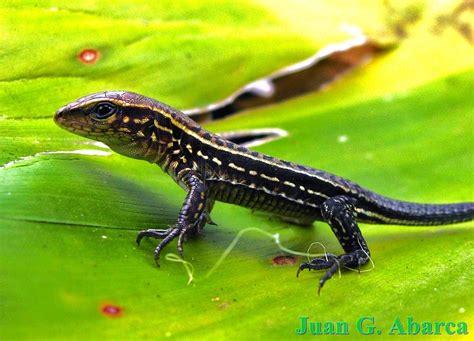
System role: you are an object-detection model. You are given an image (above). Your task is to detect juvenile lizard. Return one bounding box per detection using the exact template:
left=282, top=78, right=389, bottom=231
left=54, top=91, right=474, bottom=291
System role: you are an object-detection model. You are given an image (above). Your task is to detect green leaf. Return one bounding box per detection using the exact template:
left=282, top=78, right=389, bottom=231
left=1, top=1, right=473, bottom=339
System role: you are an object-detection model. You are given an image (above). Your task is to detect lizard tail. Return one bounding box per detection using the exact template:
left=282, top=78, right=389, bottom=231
left=356, top=194, right=474, bottom=226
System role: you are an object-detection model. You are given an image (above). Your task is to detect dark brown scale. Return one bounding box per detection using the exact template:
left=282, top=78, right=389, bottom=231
left=237, top=189, right=252, bottom=208
left=232, top=184, right=248, bottom=206
left=226, top=184, right=240, bottom=204
left=260, top=195, right=276, bottom=212
left=249, top=191, right=268, bottom=211
left=246, top=190, right=261, bottom=210
left=278, top=201, right=296, bottom=217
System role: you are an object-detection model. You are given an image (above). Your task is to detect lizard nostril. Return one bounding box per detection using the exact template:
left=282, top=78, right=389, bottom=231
left=54, top=108, right=66, bottom=122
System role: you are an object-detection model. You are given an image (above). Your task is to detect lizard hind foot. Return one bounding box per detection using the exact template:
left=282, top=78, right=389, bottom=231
left=297, top=250, right=369, bottom=295
left=297, top=253, right=338, bottom=276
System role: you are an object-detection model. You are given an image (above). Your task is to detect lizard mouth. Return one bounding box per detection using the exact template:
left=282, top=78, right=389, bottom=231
left=53, top=113, right=99, bottom=136
left=53, top=109, right=82, bottom=131
left=54, top=107, right=101, bottom=134
left=54, top=113, right=129, bottom=144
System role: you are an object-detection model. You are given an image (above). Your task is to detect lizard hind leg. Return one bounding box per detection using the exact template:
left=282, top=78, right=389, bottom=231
left=297, top=195, right=371, bottom=294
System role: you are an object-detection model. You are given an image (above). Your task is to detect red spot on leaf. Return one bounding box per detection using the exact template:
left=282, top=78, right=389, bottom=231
left=272, top=255, right=296, bottom=265
left=79, top=48, right=100, bottom=64
left=101, top=303, right=123, bottom=317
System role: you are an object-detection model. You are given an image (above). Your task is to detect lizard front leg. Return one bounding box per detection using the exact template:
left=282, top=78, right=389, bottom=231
left=297, top=195, right=371, bottom=293
left=190, top=199, right=215, bottom=233
left=136, top=169, right=208, bottom=266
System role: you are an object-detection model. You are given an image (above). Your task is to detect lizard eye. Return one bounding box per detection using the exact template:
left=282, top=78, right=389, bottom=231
left=91, top=102, right=117, bottom=119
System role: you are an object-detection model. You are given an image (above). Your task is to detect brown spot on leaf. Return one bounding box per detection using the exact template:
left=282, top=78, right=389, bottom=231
left=79, top=48, right=100, bottom=64
left=272, top=255, right=296, bottom=266
left=218, top=303, right=229, bottom=310
left=100, top=303, right=123, bottom=317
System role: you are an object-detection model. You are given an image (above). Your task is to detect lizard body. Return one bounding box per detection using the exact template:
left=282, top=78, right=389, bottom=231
left=55, top=91, right=474, bottom=291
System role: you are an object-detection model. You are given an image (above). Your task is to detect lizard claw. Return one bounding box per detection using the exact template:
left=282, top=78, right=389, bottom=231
left=298, top=250, right=369, bottom=294
left=151, top=227, right=182, bottom=266
left=136, top=226, right=183, bottom=266
left=137, top=225, right=199, bottom=266
left=177, top=229, right=187, bottom=258
left=136, top=228, right=172, bottom=245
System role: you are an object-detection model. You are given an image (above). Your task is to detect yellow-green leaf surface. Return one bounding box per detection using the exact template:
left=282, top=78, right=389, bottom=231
left=1, top=1, right=473, bottom=339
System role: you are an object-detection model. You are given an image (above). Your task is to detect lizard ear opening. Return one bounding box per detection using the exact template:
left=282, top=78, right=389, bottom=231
left=91, top=102, right=117, bottom=120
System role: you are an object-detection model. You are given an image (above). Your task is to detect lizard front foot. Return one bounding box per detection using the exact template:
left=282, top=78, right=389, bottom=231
left=137, top=225, right=193, bottom=266
left=136, top=207, right=214, bottom=265
left=136, top=228, right=173, bottom=244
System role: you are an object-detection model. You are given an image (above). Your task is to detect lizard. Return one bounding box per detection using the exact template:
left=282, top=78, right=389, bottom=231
left=54, top=91, right=474, bottom=292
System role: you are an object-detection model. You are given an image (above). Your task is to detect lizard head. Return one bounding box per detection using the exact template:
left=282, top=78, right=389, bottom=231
left=54, top=91, right=172, bottom=161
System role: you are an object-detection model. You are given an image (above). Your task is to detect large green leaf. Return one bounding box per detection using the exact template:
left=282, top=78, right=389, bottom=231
left=1, top=1, right=473, bottom=339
